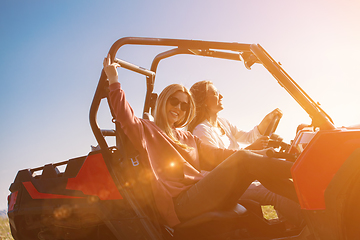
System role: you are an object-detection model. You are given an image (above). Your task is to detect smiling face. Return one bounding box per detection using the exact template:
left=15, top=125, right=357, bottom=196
left=205, top=84, right=223, bottom=115
left=166, top=91, right=189, bottom=128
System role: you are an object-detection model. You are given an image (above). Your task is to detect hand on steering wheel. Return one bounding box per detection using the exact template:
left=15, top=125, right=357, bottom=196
left=246, top=136, right=270, bottom=150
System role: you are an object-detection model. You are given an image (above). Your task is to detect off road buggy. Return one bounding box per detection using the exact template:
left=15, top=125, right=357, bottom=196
left=7, top=37, right=360, bottom=240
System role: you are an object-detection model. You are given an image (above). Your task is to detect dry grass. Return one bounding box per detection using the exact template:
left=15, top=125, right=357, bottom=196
left=0, top=217, right=14, bottom=240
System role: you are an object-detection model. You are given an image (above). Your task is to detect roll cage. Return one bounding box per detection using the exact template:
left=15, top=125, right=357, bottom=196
left=90, top=37, right=335, bottom=155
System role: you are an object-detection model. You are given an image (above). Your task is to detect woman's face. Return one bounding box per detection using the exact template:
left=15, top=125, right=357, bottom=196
left=166, top=91, right=189, bottom=127
left=205, top=84, right=223, bottom=115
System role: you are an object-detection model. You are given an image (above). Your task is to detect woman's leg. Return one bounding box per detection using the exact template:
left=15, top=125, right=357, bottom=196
left=237, top=151, right=298, bottom=203
left=174, top=150, right=297, bottom=222
left=174, top=150, right=254, bottom=221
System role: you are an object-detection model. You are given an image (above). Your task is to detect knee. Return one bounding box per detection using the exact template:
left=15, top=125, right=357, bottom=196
left=234, top=149, right=252, bottom=159
left=232, top=150, right=252, bottom=165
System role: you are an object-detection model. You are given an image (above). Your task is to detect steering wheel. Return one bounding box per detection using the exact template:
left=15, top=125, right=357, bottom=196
left=263, top=114, right=282, bottom=137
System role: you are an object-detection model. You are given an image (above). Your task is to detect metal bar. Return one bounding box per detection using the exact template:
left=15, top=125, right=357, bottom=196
left=114, top=58, right=155, bottom=78
left=251, top=44, right=335, bottom=130
left=29, top=157, right=87, bottom=173
left=101, top=129, right=116, bottom=136
left=106, top=37, right=252, bottom=120
left=143, top=48, right=245, bottom=116
left=89, top=70, right=111, bottom=154
left=108, top=37, right=251, bottom=62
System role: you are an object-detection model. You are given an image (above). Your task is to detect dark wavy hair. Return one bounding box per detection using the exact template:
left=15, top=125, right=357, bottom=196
left=187, top=80, right=213, bottom=133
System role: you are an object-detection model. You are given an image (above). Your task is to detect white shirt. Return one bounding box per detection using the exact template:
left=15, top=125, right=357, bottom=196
left=193, top=117, right=262, bottom=150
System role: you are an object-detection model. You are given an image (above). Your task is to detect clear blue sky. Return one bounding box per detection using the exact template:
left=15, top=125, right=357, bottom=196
left=1, top=0, right=360, bottom=210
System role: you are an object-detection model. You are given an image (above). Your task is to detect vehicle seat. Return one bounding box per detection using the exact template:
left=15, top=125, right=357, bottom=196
left=113, top=123, right=252, bottom=239
left=40, top=164, right=60, bottom=178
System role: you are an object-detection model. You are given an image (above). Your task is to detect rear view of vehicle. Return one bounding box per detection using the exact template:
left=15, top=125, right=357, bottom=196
left=8, top=152, right=132, bottom=239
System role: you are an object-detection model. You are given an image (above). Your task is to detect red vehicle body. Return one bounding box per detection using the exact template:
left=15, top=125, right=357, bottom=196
left=7, top=37, right=360, bottom=240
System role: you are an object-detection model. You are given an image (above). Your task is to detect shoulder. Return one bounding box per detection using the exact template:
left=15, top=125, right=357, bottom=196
left=141, top=119, right=164, bottom=132
left=176, top=129, right=199, bottom=146
left=193, top=120, right=212, bottom=134
left=176, top=129, right=194, bottom=139
left=218, top=117, right=233, bottom=130
left=218, top=117, right=231, bottom=126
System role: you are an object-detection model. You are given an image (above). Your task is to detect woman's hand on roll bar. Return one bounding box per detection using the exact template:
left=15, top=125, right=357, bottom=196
left=103, top=54, right=120, bottom=85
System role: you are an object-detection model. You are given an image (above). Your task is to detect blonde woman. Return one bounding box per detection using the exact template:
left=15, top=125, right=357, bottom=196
left=104, top=55, right=298, bottom=227
left=189, top=80, right=303, bottom=227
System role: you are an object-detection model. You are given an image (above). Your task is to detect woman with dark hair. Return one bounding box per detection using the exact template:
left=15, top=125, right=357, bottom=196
left=189, top=80, right=303, bottom=227
left=188, top=80, right=280, bottom=150
left=104, top=55, right=298, bottom=227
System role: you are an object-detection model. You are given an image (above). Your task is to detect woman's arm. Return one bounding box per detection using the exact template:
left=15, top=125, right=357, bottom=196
left=245, top=136, right=270, bottom=150
left=195, top=136, right=236, bottom=171
left=226, top=119, right=269, bottom=150
left=103, top=55, right=144, bottom=149
left=227, top=119, right=262, bottom=144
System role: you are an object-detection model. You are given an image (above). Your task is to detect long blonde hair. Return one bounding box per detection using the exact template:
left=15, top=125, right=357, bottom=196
left=154, top=84, right=195, bottom=149
left=187, top=80, right=212, bottom=133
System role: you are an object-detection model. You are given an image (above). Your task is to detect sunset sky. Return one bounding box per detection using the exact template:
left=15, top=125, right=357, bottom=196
left=1, top=0, right=360, bottom=210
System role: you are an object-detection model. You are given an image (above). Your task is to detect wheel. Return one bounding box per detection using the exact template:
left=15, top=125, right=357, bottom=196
left=263, top=114, right=281, bottom=137
left=342, top=171, right=360, bottom=239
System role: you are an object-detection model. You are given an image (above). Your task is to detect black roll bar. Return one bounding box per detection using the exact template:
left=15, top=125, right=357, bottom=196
left=90, top=37, right=335, bottom=155
left=90, top=70, right=111, bottom=156
left=91, top=37, right=253, bottom=153
left=107, top=37, right=252, bottom=62
left=144, top=47, right=245, bottom=117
